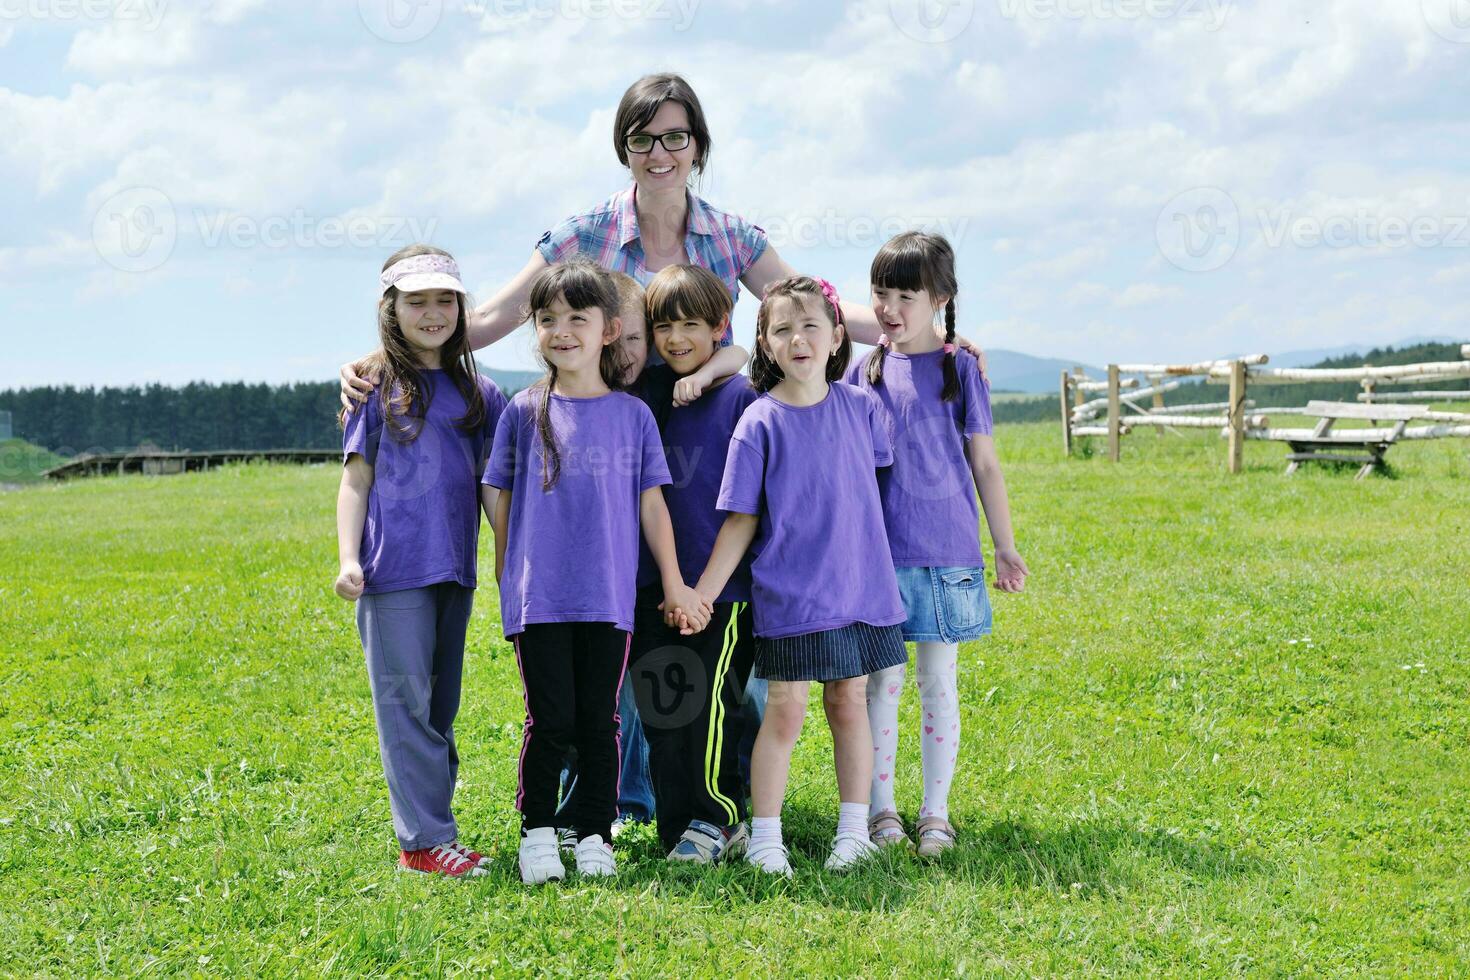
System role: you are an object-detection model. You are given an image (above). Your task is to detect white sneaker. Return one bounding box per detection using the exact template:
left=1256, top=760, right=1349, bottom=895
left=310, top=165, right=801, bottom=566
left=574, top=834, right=617, bottom=877
left=745, top=838, right=794, bottom=878
left=824, top=831, right=879, bottom=872
left=518, top=827, right=565, bottom=885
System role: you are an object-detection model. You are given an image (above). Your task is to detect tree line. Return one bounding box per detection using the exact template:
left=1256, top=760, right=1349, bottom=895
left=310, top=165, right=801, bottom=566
left=2, top=343, right=1463, bottom=454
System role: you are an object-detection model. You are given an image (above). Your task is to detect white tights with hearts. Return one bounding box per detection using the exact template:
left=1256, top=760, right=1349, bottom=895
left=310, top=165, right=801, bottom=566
left=865, top=642, right=960, bottom=821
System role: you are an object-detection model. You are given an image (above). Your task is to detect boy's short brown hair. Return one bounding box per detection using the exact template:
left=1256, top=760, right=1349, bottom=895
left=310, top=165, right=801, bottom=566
left=644, top=264, right=732, bottom=329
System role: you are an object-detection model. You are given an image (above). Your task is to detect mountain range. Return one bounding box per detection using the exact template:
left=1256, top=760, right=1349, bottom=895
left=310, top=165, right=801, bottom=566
left=479, top=335, right=1467, bottom=396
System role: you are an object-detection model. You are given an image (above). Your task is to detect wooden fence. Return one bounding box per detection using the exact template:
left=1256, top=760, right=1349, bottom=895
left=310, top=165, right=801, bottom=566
left=43, top=448, right=340, bottom=480
left=1062, top=344, right=1470, bottom=473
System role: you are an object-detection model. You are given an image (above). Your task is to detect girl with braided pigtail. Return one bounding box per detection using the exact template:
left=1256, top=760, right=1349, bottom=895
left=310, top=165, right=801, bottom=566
left=844, top=232, right=1029, bottom=859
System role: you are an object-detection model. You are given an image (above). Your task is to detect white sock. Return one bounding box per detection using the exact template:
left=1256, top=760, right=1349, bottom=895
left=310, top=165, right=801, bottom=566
left=865, top=662, right=905, bottom=815
left=916, top=641, right=960, bottom=820
left=750, top=815, right=783, bottom=850
left=837, top=801, right=868, bottom=838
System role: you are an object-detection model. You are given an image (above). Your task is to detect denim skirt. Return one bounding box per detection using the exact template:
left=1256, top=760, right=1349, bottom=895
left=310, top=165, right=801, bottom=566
left=755, top=621, right=907, bottom=682
left=895, top=565, right=993, bottom=643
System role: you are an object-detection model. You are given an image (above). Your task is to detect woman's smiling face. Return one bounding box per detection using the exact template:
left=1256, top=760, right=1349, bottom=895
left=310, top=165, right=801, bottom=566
left=625, top=100, right=698, bottom=193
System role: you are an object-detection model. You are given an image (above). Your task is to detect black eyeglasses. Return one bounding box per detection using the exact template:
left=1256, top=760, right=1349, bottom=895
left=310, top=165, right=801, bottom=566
left=625, top=130, right=691, bottom=154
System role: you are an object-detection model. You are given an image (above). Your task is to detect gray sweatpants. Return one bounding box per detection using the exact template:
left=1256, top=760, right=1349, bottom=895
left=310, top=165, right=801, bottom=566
left=356, top=582, right=474, bottom=851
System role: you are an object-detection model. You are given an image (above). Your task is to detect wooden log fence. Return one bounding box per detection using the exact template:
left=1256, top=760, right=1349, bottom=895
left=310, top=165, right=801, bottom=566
left=1060, top=344, right=1470, bottom=475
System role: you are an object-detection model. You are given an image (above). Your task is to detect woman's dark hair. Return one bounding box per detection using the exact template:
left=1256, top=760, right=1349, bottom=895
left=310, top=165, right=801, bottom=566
left=339, top=243, right=486, bottom=441
left=525, top=260, right=626, bottom=491
left=750, top=276, right=851, bottom=393
left=613, top=73, right=712, bottom=175
left=866, top=231, right=960, bottom=402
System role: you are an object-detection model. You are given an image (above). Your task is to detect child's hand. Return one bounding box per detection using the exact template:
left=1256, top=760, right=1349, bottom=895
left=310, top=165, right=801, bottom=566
left=672, top=370, right=710, bottom=407
left=334, top=562, right=365, bottom=600
left=994, top=548, right=1028, bottom=593
left=661, top=586, right=713, bottom=634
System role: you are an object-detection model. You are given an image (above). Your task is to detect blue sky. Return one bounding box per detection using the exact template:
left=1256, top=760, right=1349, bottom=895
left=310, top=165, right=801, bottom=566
left=3, top=0, right=1470, bottom=388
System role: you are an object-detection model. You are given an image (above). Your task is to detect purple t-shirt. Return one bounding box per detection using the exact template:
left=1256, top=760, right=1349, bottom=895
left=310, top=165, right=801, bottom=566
left=482, top=388, right=672, bottom=637
left=636, top=367, right=759, bottom=603
left=716, top=383, right=906, bottom=639
left=342, top=370, right=508, bottom=594
left=843, top=349, right=993, bottom=567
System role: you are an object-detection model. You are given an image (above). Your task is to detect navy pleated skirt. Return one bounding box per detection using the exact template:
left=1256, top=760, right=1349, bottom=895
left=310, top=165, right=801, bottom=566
left=754, top=621, right=907, bottom=682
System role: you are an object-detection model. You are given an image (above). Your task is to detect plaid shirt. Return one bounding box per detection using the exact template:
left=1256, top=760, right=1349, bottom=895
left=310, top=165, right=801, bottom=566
left=537, top=184, right=769, bottom=350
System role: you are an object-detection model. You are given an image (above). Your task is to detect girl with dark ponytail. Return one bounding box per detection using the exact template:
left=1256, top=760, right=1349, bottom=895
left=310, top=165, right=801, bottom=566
left=843, top=232, right=1029, bottom=860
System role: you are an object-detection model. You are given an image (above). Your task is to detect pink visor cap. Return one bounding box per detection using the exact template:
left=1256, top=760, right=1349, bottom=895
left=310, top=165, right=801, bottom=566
left=380, top=253, right=466, bottom=296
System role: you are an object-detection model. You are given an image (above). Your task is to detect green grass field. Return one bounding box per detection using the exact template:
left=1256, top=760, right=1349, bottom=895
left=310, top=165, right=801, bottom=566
left=2, top=420, right=1468, bottom=976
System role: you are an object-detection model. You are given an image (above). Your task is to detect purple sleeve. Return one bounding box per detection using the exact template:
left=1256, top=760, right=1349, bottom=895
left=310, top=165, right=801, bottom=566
left=482, top=399, right=520, bottom=489
left=342, top=392, right=380, bottom=465
left=865, top=391, right=894, bottom=467
left=638, top=404, right=672, bottom=492
left=482, top=378, right=509, bottom=437
left=716, top=434, right=764, bottom=515
left=535, top=214, right=584, bottom=266
left=960, top=356, right=994, bottom=437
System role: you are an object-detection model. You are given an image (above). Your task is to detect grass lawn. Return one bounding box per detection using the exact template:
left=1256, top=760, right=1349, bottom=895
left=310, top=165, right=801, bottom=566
left=2, top=420, right=1468, bottom=976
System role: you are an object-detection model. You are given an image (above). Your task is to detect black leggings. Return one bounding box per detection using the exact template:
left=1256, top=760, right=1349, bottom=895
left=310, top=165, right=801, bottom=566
left=512, top=622, right=630, bottom=843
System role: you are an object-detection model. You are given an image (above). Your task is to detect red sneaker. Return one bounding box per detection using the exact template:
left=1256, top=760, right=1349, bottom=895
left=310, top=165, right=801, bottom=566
left=450, top=839, right=490, bottom=869
left=398, top=843, right=484, bottom=878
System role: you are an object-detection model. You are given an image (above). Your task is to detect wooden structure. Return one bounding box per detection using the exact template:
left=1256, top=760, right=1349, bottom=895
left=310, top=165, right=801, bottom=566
left=1061, top=345, right=1470, bottom=475
left=43, top=448, right=339, bottom=481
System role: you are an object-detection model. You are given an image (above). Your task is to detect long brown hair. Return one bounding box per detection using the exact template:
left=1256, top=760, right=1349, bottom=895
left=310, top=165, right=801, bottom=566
left=865, top=231, right=961, bottom=402
left=525, top=261, right=626, bottom=491
left=339, top=244, right=486, bottom=441
left=750, top=276, right=851, bottom=393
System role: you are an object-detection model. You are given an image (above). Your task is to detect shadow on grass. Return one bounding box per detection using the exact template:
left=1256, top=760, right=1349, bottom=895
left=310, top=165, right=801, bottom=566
left=539, top=809, right=1270, bottom=913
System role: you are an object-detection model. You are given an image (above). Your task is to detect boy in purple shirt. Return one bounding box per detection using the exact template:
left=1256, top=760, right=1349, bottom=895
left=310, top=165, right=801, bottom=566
left=626, top=265, right=760, bottom=864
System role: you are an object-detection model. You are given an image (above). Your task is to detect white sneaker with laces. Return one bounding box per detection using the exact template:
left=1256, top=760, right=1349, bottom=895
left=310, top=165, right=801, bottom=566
left=574, top=834, right=616, bottom=877
left=745, top=838, right=794, bottom=878
left=824, top=831, right=879, bottom=872
left=518, top=827, right=565, bottom=885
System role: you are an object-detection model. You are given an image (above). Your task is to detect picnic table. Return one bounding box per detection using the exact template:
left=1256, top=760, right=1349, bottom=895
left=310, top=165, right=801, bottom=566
left=1283, top=401, right=1425, bottom=479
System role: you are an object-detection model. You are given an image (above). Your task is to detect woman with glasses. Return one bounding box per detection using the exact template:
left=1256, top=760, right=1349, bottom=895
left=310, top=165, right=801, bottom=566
left=338, top=72, right=975, bottom=405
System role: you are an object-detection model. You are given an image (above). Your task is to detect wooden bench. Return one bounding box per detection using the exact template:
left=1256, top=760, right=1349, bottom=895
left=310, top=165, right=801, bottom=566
left=1284, top=401, right=1425, bottom=480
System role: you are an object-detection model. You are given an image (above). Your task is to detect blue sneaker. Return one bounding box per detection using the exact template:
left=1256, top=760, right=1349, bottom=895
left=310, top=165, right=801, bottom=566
left=667, top=820, right=748, bottom=864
